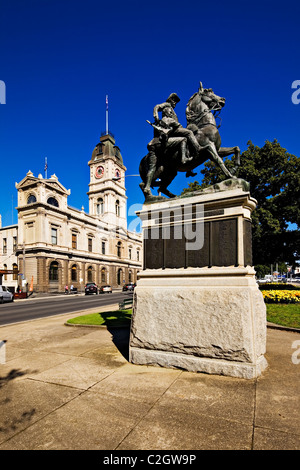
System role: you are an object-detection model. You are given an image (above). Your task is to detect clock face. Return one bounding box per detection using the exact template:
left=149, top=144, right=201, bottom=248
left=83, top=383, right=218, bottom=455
left=95, top=166, right=104, bottom=179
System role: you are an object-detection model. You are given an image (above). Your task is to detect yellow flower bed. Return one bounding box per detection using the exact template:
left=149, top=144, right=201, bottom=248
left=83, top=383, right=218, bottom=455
left=261, top=290, right=300, bottom=304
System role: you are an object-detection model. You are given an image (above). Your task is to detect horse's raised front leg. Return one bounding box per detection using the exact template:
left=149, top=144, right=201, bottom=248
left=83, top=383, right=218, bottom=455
left=218, top=146, right=240, bottom=174
left=207, top=143, right=235, bottom=179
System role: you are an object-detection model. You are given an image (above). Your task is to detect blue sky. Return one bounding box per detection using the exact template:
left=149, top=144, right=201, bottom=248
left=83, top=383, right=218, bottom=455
left=0, top=0, right=299, bottom=228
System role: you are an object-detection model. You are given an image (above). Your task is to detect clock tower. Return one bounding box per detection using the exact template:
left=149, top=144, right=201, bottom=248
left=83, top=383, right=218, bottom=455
left=87, top=133, right=127, bottom=232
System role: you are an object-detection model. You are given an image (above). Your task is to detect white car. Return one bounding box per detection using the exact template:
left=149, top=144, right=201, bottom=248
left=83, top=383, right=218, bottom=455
left=99, top=285, right=113, bottom=294
left=0, top=286, right=14, bottom=303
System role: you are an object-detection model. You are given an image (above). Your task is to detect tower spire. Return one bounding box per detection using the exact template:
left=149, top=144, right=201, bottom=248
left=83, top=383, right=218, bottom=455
left=106, top=95, right=109, bottom=135
left=44, top=157, right=48, bottom=179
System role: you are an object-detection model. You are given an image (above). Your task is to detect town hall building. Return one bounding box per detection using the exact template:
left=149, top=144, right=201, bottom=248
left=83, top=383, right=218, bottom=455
left=0, top=132, right=142, bottom=293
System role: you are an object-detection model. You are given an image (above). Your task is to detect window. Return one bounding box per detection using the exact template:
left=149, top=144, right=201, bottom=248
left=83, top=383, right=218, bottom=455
left=117, top=268, right=122, bottom=285
left=87, top=266, right=93, bottom=282
left=13, top=236, right=17, bottom=252
left=71, top=264, right=77, bottom=281
left=47, top=197, right=59, bottom=207
left=27, top=194, right=36, bottom=204
left=3, top=238, right=7, bottom=254
left=117, top=241, right=122, bottom=258
left=128, top=270, right=132, bottom=283
left=3, top=264, right=7, bottom=280
left=102, top=241, right=106, bottom=255
left=51, top=228, right=58, bottom=245
left=137, top=250, right=140, bottom=262
left=101, top=267, right=106, bottom=283
left=97, top=198, right=104, bottom=215
left=49, top=261, right=59, bottom=281
left=129, top=248, right=132, bottom=260
left=115, top=200, right=120, bottom=217
left=72, top=233, right=77, bottom=250
left=88, top=237, right=93, bottom=253
left=13, top=263, right=18, bottom=281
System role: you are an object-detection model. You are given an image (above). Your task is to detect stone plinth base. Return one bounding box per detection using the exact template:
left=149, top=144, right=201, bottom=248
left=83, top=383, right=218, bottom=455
left=130, top=347, right=267, bottom=380
left=129, top=187, right=268, bottom=379
left=129, top=267, right=267, bottom=379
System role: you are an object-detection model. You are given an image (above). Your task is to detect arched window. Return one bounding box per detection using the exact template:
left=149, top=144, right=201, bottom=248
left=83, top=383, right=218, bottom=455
left=49, top=261, right=59, bottom=281
left=87, top=266, right=93, bottom=283
left=13, top=263, right=18, bottom=281
left=117, top=241, right=122, bottom=258
left=71, top=264, right=77, bottom=281
left=97, top=198, right=104, bottom=215
left=47, top=197, right=59, bottom=207
left=128, top=269, right=132, bottom=283
left=117, top=268, right=122, bottom=286
left=3, top=264, right=7, bottom=280
left=27, top=194, right=36, bottom=204
left=101, top=267, right=106, bottom=283
left=115, top=200, right=120, bottom=217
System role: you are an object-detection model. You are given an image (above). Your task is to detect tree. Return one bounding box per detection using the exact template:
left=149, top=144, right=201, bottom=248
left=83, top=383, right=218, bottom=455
left=181, top=140, right=300, bottom=267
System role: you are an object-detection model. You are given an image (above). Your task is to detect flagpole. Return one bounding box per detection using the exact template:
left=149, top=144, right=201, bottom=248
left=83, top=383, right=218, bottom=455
left=106, top=95, right=108, bottom=135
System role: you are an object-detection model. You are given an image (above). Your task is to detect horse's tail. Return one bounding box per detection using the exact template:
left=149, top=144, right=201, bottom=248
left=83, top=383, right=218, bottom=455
left=139, top=154, right=149, bottom=184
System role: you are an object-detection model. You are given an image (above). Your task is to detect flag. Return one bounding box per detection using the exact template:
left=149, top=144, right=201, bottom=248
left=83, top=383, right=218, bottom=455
left=106, top=95, right=108, bottom=111
left=44, top=157, right=48, bottom=171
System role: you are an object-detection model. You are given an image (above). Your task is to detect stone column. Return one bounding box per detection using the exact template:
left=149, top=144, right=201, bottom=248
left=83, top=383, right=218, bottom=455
left=37, top=257, right=47, bottom=293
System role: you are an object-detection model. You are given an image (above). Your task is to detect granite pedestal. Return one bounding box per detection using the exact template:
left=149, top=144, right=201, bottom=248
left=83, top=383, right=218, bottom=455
left=129, top=184, right=267, bottom=379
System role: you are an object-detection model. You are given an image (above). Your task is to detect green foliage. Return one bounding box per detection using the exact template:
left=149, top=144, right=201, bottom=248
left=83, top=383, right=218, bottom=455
left=181, top=140, right=300, bottom=266
left=254, top=264, right=270, bottom=278
left=181, top=180, right=203, bottom=195
left=255, top=262, right=288, bottom=278
left=258, top=283, right=300, bottom=291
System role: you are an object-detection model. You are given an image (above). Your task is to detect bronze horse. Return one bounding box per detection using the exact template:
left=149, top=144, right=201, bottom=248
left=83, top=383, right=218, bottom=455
left=139, top=83, right=240, bottom=199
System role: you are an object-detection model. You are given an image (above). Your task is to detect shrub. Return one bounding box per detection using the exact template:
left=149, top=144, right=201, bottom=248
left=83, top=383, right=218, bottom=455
left=259, top=283, right=299, bottom=291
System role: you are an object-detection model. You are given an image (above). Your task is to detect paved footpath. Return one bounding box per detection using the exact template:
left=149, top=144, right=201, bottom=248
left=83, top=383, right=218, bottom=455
left=0, top=306, right=299, bottom=450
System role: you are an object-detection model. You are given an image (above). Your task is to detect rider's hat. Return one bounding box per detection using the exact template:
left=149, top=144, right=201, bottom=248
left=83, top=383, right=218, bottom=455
left=166, top=93, right=180, bottom=104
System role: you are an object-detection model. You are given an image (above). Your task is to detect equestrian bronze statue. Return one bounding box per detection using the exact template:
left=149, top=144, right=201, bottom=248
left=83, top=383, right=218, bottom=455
left=139, top=82, right=241, bottom=200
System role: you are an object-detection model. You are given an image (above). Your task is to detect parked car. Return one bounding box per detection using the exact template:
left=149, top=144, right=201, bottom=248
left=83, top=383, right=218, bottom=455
left=122, top=283, right=136, bottom=292
left=99, top=285, right=112, bottom=294
left=85, top=282, right=98, bottom=295
left=0, top=286, right=14, bottom=303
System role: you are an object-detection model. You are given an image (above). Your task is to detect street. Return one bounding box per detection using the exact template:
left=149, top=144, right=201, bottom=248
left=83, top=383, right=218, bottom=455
left=0, top=291, right=132, bottom=326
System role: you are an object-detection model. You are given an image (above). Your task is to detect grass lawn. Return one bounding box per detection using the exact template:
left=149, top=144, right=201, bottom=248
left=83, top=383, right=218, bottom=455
left=67, top=309, right=132, bottom=327
left=266, top=303, right=300, bottom=329
left=66, top=304, right=300, bottom=331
